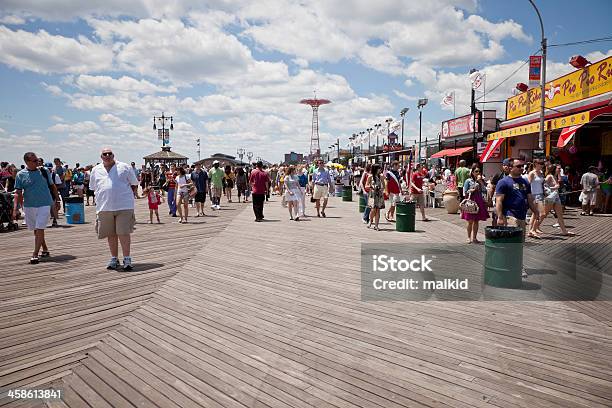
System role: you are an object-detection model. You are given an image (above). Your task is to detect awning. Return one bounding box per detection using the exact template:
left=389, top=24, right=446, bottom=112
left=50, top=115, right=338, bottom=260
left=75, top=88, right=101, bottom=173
left=557, top=125, right=583, bottom=148
left=480, top=139, right=504, bottom=162
left=430, top=146, right=473, bottom=158
left=488, top=105, right=612, bottom=141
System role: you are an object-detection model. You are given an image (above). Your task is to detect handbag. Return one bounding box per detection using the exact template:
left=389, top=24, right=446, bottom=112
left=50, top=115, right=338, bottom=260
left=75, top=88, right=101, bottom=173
left=460, top=192, right=480, bottom=214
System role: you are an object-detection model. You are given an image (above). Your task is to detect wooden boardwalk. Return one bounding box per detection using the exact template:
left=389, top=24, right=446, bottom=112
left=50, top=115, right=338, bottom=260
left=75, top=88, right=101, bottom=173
left=1, top=194, right=611, bottom=407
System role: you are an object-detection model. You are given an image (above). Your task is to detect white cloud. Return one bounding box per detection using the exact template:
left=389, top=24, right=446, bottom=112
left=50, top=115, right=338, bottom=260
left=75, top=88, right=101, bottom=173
left=0, top=26, right=113, bottom=74
left=0, top=15, right=26, bottom=25
left=89, top=18, right=255, bottom=85
left=48, top=121, right=100, bottom=133
left=69, top=75, right=177, bottom=94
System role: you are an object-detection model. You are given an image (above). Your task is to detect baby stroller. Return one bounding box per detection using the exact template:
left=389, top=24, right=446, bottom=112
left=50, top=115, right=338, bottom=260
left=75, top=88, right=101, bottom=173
left=0, top=191, right=18, bottom=231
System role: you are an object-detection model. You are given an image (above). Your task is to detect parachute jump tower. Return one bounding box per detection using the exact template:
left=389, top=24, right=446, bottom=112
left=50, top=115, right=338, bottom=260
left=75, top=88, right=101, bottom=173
left=300, top=95, right=331, bottom=159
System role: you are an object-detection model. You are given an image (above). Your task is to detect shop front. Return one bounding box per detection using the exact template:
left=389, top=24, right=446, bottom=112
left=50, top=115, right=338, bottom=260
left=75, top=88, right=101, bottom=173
left=481, top=55, right=612, bottom=177
left=437, top=110, right=498, bottom=170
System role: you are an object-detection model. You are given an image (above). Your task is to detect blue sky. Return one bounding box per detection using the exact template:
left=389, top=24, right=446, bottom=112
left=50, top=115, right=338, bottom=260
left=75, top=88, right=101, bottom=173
left=0, top=0, right=610, bottom=166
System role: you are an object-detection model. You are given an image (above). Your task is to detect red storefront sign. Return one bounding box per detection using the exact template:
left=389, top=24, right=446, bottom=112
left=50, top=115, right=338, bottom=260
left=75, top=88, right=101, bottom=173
left=441, top=113, right=479, bottom=139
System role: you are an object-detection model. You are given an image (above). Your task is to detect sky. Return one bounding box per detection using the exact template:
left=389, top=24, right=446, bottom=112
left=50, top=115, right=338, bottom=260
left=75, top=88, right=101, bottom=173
left=0, top=0, right=611, bottom=166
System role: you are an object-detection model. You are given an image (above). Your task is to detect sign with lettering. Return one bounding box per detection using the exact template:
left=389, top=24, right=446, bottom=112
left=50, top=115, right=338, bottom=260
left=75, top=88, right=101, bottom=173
left=441, top=113, right=479, bottom=139
left=506, top=56, right=612, bottom=120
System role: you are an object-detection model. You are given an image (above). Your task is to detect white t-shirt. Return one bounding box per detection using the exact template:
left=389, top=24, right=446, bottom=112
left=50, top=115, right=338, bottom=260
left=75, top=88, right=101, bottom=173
left=175, top=174, right=191, bottom=194
left=89, top=161, right=138, bottom=212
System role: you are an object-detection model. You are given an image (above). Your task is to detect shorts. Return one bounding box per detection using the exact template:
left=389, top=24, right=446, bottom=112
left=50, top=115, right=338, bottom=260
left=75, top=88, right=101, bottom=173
left=411, top=193, right=425, bottom=208
left=24, top=206, right=50, bottom=230
left=96, top=209, right=135, bottom=239
left=212, top=185, right=223, bottom=198
left=74, top=184, right=84, bottom=190
left=178, top=190, right=189, bottom=199
left=507, top=216, right=527, bottom=240
left=533, top=193, right=545, bottom=203
left=581, top=191, right=596, bottom=206
left=389, top=192, right=401, bottom=204
left=148, top=203, right=159, bottom=210
left=313, top=184, right=329, bottom=200
left=225, top=180, right=234, bottom=189
left=195, top=192, right=206, bottom=203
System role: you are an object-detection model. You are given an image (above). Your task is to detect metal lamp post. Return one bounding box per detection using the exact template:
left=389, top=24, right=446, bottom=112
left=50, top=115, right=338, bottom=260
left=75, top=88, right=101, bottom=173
left=236, top=147, right=245, bottom=165
left=528, top=0, right=547, bottom=149
left=374, top=123, right=381, bottom=154
left=384, top=118, right=393, bottom=147
left=400, top=108, right=409, bottom=149
left=417, top=98, right=428, bottom=162
left=246, top=151, right=253, bottom=164
left=153, top=112, right=174, bottom=147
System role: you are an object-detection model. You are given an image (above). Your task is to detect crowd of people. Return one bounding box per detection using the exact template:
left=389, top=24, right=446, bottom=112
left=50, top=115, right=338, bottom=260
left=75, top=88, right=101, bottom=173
left=1, top=150, right=610, bottom=272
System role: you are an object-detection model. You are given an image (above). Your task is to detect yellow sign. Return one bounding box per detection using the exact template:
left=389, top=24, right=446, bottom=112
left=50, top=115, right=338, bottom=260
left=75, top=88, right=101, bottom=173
left=488, top=111, right=592, bottom=141
left=506, top=56, right=612, bottom=120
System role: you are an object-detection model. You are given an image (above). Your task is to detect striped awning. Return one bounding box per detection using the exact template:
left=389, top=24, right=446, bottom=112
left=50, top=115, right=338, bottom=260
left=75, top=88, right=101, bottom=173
left=479, top=139, right=504, bottom=162
left=557, top=125, right=583, bottom=148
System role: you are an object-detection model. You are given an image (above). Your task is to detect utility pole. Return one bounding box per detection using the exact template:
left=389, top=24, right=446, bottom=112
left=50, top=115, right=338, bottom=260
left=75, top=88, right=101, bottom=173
left=529, top=0, right=547, bottom=149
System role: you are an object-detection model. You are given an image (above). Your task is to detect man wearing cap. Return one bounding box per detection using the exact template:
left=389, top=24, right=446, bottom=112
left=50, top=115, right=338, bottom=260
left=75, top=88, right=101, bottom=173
left=13, top=152, right=61, bottom=264
left=209, top=160, right=224, bottom=210
left=89, top=148, right=139, bottom=271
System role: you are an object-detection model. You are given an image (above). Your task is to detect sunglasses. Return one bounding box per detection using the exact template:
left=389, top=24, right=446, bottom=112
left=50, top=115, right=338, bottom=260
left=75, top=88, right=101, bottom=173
left=101, top=152, right=114, bottom=157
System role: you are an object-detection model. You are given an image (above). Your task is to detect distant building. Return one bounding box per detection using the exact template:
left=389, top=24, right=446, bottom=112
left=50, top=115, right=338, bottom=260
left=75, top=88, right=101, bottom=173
left=194, top=153, right=243, bottom=168
left=283, top=151, right=304, bottom=164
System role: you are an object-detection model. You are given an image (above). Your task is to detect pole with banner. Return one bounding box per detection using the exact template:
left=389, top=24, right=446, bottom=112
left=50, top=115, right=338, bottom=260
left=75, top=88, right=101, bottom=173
left=529, top=55, right=542, bottom=88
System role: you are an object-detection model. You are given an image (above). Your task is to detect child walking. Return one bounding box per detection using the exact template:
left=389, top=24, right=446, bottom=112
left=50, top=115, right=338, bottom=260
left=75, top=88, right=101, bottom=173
left=146, top=187, right=163, bottom=223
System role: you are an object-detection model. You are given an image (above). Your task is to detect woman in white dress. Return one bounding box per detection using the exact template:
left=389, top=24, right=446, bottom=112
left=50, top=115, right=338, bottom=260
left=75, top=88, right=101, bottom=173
left=284, top=166, right=302, bottom=221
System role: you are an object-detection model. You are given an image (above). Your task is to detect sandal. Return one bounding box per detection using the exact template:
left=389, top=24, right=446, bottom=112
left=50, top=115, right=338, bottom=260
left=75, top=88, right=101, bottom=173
left=30, top=257, right=39, bottom=264
left=40, top=251, right=50, bottom=258
left=561, top=231, right=575, bottom=236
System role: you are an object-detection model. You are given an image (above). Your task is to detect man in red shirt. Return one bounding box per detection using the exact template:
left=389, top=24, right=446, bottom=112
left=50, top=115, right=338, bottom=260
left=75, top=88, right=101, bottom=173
left=410, top=163, right=429, bottom=221
left=249, top=161, right=269, bottom=222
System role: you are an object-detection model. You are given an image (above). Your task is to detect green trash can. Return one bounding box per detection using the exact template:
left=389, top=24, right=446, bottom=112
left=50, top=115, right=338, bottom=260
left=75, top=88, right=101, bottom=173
left=342, top=185, right=352, bottom=202
left=395, top=201, right=415, bottom=232
left=484, top=226, right=524, bottom=289
left=358, top=193, right=366, bottom=213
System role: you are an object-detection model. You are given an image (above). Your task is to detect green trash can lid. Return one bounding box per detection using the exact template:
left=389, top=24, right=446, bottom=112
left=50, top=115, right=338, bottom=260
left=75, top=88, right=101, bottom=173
left=485, top=226, right=523, bottom=239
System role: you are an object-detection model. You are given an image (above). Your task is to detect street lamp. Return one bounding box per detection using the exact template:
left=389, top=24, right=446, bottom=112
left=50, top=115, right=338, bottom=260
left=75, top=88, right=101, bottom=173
left=196, top=138, right=201, bottom=161
left=384, top=118, right=393, bottom=146
left=236, top=147, right=245, bottom=165
left=366, top=128, right=372, bottom=156
left=246, top=151, right=253, bottom=164
left=400, top=108, right=409, bottom=150
left=417, top=98, right=428, bottom=162
left=374, top=123, right=381, bottom=153
left=153, top=112, right=174, bottom=147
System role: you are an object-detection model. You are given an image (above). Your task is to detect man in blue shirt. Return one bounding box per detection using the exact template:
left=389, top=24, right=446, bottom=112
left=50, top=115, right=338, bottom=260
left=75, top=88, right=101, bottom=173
left=312, top=159, right=333, bottom=217
left=13, top=152, right=61, bottom=264
left=495, top=157, right=539, bottom=239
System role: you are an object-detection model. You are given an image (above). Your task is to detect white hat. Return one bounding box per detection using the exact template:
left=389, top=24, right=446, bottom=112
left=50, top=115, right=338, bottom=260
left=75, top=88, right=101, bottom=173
left=213, top=160, right=220, bottom=164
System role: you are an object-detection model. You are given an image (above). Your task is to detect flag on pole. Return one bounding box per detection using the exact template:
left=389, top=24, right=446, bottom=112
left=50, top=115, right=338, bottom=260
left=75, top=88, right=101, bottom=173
left=441, top=91, right=454, bottom=106
left=470, top=71, right=484, bottom=90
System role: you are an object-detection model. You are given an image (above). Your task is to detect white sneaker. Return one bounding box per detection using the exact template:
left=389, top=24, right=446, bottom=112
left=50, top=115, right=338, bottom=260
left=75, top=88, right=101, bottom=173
left=216, top=205, right=221, bottom=210
left=122, top=256, right=133, bottom=271
left=552, top=223, right=560, bottom=228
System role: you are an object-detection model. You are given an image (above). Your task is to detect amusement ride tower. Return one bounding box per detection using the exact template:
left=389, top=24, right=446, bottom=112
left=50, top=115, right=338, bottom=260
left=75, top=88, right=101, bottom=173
left=300, top=95, right=331, bottom=159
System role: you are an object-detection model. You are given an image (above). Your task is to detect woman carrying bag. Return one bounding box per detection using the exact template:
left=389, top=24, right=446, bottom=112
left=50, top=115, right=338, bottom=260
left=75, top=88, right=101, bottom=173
left=461, top=165, right=489, bottom=244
